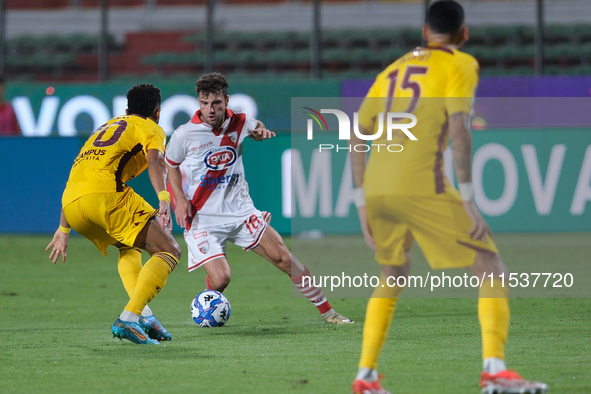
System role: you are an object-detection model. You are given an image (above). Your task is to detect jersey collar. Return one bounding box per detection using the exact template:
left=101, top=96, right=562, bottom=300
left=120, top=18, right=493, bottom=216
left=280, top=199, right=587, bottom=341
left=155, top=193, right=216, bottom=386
left=191, top=108, right=235, bottom=136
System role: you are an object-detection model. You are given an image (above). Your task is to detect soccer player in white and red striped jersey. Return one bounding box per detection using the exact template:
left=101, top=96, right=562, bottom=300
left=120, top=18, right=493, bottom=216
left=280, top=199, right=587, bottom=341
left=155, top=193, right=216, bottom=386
left=166, top=72, right=352, bottom=324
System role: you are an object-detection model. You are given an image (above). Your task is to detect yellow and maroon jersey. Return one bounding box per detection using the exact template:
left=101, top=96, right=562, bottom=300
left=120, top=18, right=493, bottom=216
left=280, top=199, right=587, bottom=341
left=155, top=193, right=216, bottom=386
left=62, top=115, right=166, bottom=206
left=358, top=44, right=479, bottom=196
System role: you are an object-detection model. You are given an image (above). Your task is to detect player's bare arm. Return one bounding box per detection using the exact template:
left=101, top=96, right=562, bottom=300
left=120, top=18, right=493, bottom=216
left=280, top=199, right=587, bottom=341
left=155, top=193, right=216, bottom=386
left=350, top=124, right=376, bottom=251
left=250, top=120, right=276, bottom=141
left=46, top=208, right=70, bottom=264
left=449, top=111, right=491, bottom=243
left=147, top=148, right=172, bottom=232
left=167, top=164, right=191, bottom=229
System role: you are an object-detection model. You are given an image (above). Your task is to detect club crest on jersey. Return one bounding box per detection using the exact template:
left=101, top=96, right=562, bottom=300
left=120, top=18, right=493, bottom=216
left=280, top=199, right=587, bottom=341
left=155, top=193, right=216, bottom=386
left=198, top=241, right=209, bottom=254
left=204, top=146, right=237, bottom=170
left=228, top=131, right=238, bottom=143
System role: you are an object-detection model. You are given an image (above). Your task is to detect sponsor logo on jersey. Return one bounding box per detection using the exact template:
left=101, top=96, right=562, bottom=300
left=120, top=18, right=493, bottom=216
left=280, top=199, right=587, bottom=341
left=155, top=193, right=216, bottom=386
left=198, top=241, right=209, bottom=254
left=191, top=141, right=214, bottom=152
left=72, top=148, right=106, bottom=166
left=204, top=146, right=237, bottom=170
left=193, top=231, right=208, bottom=239
left=199, top=173, right=240, bottom=188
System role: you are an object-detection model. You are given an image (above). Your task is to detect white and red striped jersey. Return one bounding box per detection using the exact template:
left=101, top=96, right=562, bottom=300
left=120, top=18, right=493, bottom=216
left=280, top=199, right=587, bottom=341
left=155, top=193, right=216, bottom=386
left=165, top=108, right=258, bottom=228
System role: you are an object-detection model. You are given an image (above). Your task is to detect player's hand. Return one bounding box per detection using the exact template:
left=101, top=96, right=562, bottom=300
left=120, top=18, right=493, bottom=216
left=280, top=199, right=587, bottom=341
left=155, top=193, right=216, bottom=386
left=174, top=195, right=192, bottom=229
left=45, top=229, right=69, bottom=264
left=357, top=205, right=377, bottom=251
left=462, top=200, right=492, bottom=243
left=158, top=200, right=173, bottom=233
left=250, top=127, right=276, bottom=141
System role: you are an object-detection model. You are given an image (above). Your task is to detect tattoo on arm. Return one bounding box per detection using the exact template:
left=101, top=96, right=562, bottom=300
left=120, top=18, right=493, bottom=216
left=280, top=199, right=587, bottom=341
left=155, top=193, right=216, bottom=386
left=449, top=112, right=472, bottom=184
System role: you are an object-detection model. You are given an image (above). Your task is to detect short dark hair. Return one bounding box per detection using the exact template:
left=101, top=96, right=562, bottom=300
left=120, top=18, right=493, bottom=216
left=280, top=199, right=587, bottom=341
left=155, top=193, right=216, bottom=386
left=427, top=0, right=464, bottom=35
left=196, top=72, right=229, bottom=98
left=126, top=84, right=161, bottom=117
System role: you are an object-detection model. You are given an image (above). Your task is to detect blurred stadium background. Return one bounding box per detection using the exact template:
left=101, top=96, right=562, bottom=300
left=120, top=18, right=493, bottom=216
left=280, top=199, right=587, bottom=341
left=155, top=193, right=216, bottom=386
left=1, top=0, right=591, bottom=235
left=2, top=0, right=591, bottom=81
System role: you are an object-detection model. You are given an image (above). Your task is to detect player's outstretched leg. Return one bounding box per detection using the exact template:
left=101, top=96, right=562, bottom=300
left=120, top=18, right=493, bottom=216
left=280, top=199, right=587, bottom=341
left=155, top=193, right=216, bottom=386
left=252, top=224, right=353, bottom=324
left=290, top=266, right=353, bottom=324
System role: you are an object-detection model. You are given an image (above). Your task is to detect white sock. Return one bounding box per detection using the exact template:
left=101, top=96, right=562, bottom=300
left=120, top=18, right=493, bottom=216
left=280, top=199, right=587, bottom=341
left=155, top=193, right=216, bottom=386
left=142, top=305, right=153, bottom=317
left=356, top=367, right=378, bottom=382
left=119, top=310, right=140, bottom=323
left=483, top=357, right=507, bottom=374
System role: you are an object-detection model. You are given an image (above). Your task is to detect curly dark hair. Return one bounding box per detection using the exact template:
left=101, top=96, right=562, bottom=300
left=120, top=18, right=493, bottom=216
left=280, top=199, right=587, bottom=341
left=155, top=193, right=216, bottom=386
left=126, top=84, right=161, bottom=118
left=196, top=72, right=229, bottom=98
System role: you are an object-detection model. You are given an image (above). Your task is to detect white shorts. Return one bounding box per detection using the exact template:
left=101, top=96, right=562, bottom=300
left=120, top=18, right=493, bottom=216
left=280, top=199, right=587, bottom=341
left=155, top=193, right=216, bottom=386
left=185, top=210, right=270, bottom=272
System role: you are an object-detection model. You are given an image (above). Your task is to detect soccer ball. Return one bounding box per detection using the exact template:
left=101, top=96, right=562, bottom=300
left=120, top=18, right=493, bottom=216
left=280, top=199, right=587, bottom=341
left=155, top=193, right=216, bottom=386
left=190, top=290, right=231, bottom=327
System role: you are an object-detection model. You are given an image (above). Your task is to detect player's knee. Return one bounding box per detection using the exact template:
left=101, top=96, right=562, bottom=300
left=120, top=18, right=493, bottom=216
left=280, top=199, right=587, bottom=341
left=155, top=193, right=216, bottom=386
left=472, top=251, right=507, bottom=277
left=164, top=241, right=182, bottom=262
left=277, top=247, right=292, bottom=271
left=211, top=274, right=231, bottom=292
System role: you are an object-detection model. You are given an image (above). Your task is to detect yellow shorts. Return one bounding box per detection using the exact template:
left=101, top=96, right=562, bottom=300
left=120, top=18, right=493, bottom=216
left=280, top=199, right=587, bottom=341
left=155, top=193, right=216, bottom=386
left=63, top=187, right=157, bottom=256
left=367, top=191, right=498, bottom=269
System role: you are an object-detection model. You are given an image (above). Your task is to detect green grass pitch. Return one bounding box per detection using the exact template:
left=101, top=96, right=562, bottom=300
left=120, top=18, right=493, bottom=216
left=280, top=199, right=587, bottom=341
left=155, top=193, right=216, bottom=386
left=1, top=233, right=589, bottom=394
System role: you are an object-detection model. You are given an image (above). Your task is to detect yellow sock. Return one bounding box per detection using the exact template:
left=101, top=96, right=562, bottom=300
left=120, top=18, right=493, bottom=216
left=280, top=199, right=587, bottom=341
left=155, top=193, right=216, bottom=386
left=359, top=275, right=404, bottom=370
left=359, top=297, right=398, bottom=369
left=117, top=247, right=142, bottom=298
left=124, top=252, right=178, bottom=316
left=478, top=279, right=510, bottom=360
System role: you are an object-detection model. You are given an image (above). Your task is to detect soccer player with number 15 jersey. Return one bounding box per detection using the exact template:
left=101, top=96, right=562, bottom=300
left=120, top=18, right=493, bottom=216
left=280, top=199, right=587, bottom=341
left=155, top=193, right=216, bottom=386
left=350, top=1, right=548, bottom=393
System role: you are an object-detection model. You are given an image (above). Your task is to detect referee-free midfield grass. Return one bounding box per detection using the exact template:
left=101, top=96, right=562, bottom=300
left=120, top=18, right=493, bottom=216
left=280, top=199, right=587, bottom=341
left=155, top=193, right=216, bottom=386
left=0, top=233, right=589, bottom=394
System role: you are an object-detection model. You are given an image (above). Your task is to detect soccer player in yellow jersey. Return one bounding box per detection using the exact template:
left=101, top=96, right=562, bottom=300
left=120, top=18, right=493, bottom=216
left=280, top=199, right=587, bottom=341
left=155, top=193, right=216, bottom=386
left=350, top=1, right=548, bottom=393
left=46, top=84, right=181, bottom=345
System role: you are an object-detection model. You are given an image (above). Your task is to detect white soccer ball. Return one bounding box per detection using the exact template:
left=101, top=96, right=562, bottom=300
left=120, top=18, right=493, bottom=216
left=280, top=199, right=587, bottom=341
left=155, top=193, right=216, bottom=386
left=190, top=290, right=231, bottom=327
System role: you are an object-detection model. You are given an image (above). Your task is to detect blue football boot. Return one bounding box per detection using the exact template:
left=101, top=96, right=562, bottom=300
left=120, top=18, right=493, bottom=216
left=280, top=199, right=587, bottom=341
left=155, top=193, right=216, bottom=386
left=112, top=318, right=159, bottom=344
left=139, top=315, right=172, bottom=341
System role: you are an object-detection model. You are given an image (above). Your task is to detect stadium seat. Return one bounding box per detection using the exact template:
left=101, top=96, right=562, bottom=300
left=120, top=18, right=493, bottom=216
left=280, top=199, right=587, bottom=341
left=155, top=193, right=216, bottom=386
left=544, top=25, right=572, bottom=44
left=498, top=44, right=535, bottom=62
left=378, top=47, right=408, bottom=64
left=322, top=48, right=349, bottom=63
left=399, top=28, right=423, bottom=48
left=141, top=52, right=180, bottom=66
left=545, top=43, right=584, bottom=63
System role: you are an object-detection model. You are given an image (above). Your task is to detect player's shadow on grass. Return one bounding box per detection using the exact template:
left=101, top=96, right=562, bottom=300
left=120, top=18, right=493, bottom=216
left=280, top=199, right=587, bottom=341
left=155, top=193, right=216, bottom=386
left=209, top=325, right=318, bottom=338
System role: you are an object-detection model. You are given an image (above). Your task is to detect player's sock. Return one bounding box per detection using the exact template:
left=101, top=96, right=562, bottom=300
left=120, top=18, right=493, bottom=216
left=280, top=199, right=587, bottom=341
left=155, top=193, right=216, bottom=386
left=478, top=279, right=510, bottom=364
left=124, top=252, right=178, bottom=316
left=205, top=275, right=214, bottom=291
left=117, top=246, right=142, bottom=297
left=142, top=305, right=153, bottom=316
left=290, top=266, right=332, bottom=314
left=359, top=297, right=398, bottom=370
left=118, top=247, right=154, bottom=317
left=119, top=310, right=140, bottom=323
left=483, top=357, right=507, bottom=375
left=355, top=367, right=378, bottom=382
